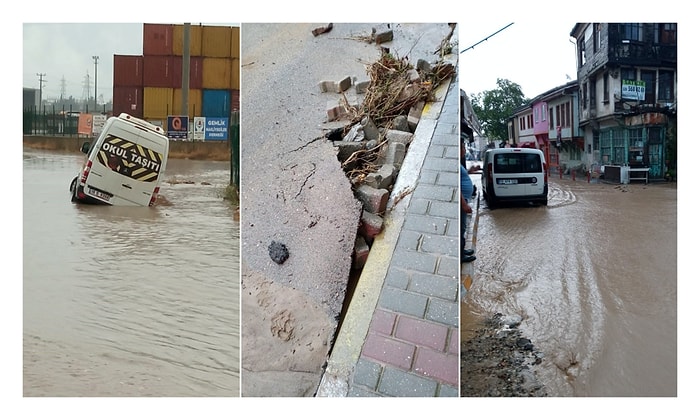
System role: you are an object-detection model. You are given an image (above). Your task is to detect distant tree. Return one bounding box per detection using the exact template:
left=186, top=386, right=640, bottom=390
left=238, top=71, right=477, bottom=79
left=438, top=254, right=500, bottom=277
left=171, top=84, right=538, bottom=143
left=470, top=78, right=527, bottom=143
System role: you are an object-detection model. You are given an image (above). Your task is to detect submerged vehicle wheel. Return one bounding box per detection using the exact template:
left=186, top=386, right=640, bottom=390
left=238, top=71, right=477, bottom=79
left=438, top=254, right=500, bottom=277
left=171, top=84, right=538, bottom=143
left=70, top=177, right=78, bottom=202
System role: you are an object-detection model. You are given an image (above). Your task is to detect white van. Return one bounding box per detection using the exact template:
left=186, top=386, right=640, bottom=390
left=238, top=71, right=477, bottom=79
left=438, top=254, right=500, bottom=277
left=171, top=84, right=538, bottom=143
left=70, top=113, right=170, bottom=206
left=481, top=147, right=548, bottom=208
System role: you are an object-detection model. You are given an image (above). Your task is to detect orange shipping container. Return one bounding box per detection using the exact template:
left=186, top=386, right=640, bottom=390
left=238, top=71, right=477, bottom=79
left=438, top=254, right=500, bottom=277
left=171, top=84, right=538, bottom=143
left=202, top=57, right=232, bottom=90
left=201, top=26, right=232, bottom=58
left=143, top=23, right=173, bottom=56
left=172, top=88, right=203, bottom=119
left=173, top=24, right=203, bottom=57
left=143, top=87, right=174, bottom=120
left=230, top=26, right=240, bottom=59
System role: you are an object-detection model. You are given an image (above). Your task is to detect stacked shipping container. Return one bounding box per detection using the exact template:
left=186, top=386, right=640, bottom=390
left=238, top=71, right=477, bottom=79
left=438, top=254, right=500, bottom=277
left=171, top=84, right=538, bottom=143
left=112, top=23, right=240, bottom=125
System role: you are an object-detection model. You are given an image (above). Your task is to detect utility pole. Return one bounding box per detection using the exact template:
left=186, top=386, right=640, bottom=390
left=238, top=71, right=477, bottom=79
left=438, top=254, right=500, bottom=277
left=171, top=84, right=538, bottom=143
left=36, top=73, right=46, bottom=110
left=92, top=55, right=99, bottom=111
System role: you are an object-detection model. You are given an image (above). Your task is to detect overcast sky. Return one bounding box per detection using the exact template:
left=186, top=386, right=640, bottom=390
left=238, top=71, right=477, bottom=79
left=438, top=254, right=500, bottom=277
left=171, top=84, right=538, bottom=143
left=459, top=21, right=577, bottom=99
left=21, top=20, right=583, bottom=104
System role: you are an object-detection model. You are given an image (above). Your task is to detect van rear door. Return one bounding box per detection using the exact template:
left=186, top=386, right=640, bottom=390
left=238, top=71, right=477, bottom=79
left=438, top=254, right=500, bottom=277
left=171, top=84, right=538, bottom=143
left=492, top=152, right=526, bottom=197
left=89, top=119, right=168, bottom=206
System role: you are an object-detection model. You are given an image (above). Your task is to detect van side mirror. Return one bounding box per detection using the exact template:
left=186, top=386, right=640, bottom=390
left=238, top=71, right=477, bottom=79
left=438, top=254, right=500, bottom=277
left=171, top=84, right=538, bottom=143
left=81, top=141, right=91, bottom=154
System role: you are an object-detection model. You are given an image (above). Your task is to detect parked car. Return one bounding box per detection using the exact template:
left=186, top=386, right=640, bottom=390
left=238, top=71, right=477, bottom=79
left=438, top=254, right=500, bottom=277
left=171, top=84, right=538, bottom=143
left=481, top=147, right=548, bottom=208
left=70, top=113, right=170, bottom=206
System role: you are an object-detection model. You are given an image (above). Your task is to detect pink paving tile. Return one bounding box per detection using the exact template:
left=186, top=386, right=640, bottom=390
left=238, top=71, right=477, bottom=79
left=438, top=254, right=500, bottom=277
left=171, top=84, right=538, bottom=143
left=413, top=347, right=459, bottom=386
left=362, top=332, right=415, bottom=370
left=395, top=315, right=449, bottom=352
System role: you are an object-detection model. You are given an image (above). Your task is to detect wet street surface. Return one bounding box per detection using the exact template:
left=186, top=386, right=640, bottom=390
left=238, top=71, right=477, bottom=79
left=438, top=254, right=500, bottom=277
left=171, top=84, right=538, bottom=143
left=23, top=149, right=240, bottom=397
left=461, top=176, right=677, bottom=396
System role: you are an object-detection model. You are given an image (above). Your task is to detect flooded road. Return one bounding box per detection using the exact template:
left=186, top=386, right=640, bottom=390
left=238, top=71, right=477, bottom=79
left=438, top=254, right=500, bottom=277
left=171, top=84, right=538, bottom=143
left=461, top=177, right=677, bottom=397
left=23, top=149, right=240, bottom=397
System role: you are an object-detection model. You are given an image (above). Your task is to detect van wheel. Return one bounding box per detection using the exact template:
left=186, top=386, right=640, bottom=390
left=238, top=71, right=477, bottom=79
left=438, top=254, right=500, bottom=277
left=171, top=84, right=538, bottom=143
left=70, top=177, right=78, bottom=202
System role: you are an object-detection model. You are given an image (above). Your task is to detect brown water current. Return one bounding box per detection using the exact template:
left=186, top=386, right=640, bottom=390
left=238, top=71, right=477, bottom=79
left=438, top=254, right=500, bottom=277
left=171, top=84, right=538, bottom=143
left=462, top=178, right=677, bottom=397
left=23, top=149, right=240, bottom=397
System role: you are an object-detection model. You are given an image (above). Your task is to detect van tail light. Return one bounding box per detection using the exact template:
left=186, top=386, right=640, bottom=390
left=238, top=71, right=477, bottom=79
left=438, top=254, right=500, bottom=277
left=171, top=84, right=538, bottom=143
left=487, top=162, right=493, bottom=186
left=543, top=162, right=548, bottom=183
left=149, top=187, right=160, bottom=206
left=80, top=160, right=93, bottom=183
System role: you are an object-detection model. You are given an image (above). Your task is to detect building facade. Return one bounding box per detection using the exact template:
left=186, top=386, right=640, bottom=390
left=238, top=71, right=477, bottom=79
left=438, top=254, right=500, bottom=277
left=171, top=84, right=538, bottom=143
left=571, top=23, right=677, bottom=181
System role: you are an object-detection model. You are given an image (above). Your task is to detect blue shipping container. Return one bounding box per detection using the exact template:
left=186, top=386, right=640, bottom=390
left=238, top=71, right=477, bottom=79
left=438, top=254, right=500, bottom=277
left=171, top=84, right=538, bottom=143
left=202, top=89, right=231, bottom=118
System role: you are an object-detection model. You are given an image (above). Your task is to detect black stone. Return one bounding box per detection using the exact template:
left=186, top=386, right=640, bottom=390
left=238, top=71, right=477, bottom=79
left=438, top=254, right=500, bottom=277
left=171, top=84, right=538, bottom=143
left=268, top=241, right=290, bottom=264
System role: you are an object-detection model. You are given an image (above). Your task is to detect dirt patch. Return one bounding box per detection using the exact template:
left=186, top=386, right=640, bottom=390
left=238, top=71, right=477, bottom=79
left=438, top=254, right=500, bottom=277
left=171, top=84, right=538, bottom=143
left=240, top=262, right=336, bottom=397
left=461, top=313, right=548, bottom=397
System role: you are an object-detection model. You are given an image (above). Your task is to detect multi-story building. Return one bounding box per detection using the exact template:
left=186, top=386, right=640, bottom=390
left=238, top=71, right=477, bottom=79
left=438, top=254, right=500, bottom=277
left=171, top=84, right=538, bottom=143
left=571, top=23, right=677, bottom=181
left=507, top=81, right=580, bottom=173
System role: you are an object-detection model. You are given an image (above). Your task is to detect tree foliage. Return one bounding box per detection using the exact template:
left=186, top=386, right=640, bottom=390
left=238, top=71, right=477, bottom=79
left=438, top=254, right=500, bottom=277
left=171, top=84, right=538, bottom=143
left=470, top=78, right=527, bottom=143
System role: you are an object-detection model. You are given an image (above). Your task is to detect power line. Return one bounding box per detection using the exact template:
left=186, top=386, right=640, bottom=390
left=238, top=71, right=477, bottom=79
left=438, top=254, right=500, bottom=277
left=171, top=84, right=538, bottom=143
left=460, top=23, right=514, bottom=54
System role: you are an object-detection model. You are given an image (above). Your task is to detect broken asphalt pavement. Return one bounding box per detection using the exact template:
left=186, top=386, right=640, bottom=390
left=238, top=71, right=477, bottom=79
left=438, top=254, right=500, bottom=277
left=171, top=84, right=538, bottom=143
left=240, top=23, right=458, bottom=397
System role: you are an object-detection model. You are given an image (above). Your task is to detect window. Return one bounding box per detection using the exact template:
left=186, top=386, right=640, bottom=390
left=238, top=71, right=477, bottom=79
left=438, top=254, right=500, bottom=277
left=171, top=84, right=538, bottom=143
left=603, top=72, right=609, bottom=102
left=594, top=23, right=601, bottom=53
left=621, top=68, right=636, bottom=82
left=640, top=70, right=656, bottom=103
left=620, top=23, right=643, bottom=42
left=494, top=153, right=542, bottom=174
left=579, top=38, right=586, bottom=67
left=658, top=70, right=674, bottom=102
left=582, top=83, right=588, bottom=109
left=655, top=23, right=677, bottom=44
left=549, top=107, right=554, bottom=130
left=565, top=101, right=571, bottom=128
left=590, top=78, right=597, bottom=107
left=541, top=104, right=546, bottom=124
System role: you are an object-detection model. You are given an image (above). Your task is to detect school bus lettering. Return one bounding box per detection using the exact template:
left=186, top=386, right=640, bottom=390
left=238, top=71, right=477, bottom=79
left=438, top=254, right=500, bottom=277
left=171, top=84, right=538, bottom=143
left=97, top=135, right=163, bottom=181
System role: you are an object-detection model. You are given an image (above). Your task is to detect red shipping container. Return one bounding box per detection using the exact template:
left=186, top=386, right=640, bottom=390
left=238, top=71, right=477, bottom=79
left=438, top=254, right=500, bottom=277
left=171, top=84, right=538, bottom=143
left=112, top=86, right=144, bottom=119
left=231, top=89, right=240, bottom=112
left=143, top=23, right=173, bottom=56
left=113, top=55, right=144, bottom=87
left=173, top=56, right=204, bottom=89
left=143, top=55, right=175, bottom=88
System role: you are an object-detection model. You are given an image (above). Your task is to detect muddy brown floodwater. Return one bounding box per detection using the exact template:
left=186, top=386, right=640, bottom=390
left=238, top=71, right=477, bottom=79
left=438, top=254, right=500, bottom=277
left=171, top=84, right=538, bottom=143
left=23, top=149, right=240, bottom=397
left=461, top=177, right=677, bottom=397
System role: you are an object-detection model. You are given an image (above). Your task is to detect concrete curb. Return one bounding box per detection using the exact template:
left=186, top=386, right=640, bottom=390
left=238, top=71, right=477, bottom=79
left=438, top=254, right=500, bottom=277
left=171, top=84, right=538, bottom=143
left=317, top=77, right=454, bottom=397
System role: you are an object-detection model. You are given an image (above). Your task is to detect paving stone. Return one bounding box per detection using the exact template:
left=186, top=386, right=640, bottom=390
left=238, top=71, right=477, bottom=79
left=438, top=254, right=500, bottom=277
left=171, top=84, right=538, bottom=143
left=378, top=286, right=427, bottom=318
left=395, top=315, right=449, bottom=352
left=362, top=332, right=414, bottom=370
left=352, top=358, right=382, bottom=390
left=413, top=347, right=459, bottom=386
left=377, top=367, right=438, bottom=397
left=410, top=271, right=459, bottom=301
left=355, top=184, right=389, bottom=214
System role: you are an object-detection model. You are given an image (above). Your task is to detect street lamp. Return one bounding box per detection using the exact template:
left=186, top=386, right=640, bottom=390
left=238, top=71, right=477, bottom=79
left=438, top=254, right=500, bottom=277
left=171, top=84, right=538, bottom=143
left=92, top=55, right=99, bottom=111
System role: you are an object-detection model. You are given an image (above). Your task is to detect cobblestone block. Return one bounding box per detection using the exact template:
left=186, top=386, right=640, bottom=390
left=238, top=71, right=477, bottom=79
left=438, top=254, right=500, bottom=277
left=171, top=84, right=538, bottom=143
left=391, top=115, right=410, bottom=132
left=373, top=26, right=393, bottom=44
left=385, top=129, right=413, bottom=146
left=407, top=101, right=424, bottom=132
left=358, top=210, right=383, bottom=242
left=353, top=235, right=370, bottom=269
left=352, top=358, right=382, bottom=390
left=355, top=80, right=370, bottom=94
left=355, top=184, right=389, bottom=214
left=385, top=141, right=406, bottom=168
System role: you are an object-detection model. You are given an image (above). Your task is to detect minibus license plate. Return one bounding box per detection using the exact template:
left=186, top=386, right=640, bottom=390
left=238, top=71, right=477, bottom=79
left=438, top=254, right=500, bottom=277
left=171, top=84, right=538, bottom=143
left=88, top=187, right=111, bottom=201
